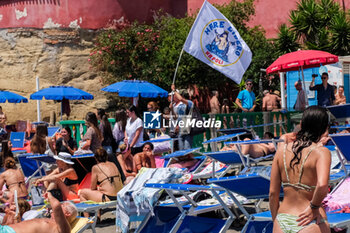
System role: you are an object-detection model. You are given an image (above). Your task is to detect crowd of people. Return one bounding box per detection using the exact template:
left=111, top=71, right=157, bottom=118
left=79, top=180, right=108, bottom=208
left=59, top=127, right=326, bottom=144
left=0, top=73, right=347, bottom=232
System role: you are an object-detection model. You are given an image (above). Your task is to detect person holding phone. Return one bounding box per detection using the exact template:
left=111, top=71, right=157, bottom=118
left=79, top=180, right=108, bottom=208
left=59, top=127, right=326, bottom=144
left=309, top=73, right=335, bottom=107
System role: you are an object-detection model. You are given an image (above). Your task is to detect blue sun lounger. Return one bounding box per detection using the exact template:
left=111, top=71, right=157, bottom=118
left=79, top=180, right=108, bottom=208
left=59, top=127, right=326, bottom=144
left=48, top=126, right=60, bottom=138
left=160, top=147, right=205, bottom=172
left=10, top=132, right=25, bottom=148
left=18, top=153, right=48, bottom=184
left=208, top=166, right=283, bottom=215
left=136, top=183, right=236, bottom=233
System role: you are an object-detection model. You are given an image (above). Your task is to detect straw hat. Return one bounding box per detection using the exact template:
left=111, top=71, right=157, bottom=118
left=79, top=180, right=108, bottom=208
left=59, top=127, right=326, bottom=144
left=54, top=152, right=74, bottom=165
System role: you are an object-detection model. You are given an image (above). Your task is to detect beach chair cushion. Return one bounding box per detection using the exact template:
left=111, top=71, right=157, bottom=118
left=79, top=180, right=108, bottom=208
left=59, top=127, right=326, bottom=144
left=177, top=216, right=226, bottom=233
left=139, top=206, right=181, bottom=233
left=208, top=173, right=281, bottom=199
left=71, top=217, right=91, bottom=233
left=18, top=154, right=46, bottom=178
left=330, top=134, right=350, bottom=161
left=204, top=150, right=244, bottom=165
left=10, top=132, right=25, bottom=148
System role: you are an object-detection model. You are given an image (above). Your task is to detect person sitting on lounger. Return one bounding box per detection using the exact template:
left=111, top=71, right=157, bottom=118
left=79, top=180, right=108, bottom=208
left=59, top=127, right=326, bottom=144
left=168, top=154, right=199, bottom=170
left=0, top=157, right=28, bottom=199
left=270, top=106, right=331, bottom=233
left=6, top=192, right=77, bottom=233
left=220, top=132, right=276, bottom=158
left=117, top=144, right=137, bottom=185
left=134, top=142, right=156, bottom=172
left=0, top=140, right=13, bottom=172
left=80, top=148, right=123, bottom=203
left=35, top=152, right=78, bottom=201
left=30, top=124, right=55, bottom=155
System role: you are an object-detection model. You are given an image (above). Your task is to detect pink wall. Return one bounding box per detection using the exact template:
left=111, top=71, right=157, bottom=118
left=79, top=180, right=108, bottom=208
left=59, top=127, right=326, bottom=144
left=188, top=0, right=350, bottom=38
left=0, top=0, right=348, bottom=38
left=0, top=0, right=181, bottom=29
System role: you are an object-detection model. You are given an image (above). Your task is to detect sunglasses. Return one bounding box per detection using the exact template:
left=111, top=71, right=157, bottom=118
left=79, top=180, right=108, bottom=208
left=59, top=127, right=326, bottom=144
left=321, top=76, right=327, bottom=79
left=246, top=83, right=253, bottom=86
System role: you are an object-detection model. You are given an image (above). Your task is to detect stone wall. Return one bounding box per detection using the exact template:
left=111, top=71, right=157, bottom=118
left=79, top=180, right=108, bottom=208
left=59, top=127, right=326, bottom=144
left=0, top=28, right=114, bottom=124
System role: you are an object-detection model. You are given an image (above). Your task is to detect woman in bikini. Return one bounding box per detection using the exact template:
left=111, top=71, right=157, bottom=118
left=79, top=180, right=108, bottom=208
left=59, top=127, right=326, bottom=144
left=134, top=142, right=156, bottom=172
left=0, top=157, right=28, bottom=199
left=270, top=106, right=331, bottom=233
left=117, top=144, right=137, bottom=185
left=80, top=148, right=123, bottom=203
left=35, top=152, right=79, bottom=201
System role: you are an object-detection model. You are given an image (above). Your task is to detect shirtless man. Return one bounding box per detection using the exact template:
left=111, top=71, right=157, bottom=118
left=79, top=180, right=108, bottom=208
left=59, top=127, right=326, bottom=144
left=220, top=132, right=276, bottom=158
left=5, top=192, right=77, bottom=233
left=262, top=90, right=280, bottom=111
left=210, top=91, right=220, bottom=114
left=334, top=85, right=346, bottom=105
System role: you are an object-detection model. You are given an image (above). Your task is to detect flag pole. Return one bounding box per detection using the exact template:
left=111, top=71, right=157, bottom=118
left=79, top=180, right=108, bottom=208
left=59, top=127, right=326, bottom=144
left=172, top=48, right=184, bottom=85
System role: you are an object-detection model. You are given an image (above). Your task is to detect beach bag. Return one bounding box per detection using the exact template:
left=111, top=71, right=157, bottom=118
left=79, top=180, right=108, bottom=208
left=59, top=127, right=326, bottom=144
left=30, top=186, right=45, bottom=205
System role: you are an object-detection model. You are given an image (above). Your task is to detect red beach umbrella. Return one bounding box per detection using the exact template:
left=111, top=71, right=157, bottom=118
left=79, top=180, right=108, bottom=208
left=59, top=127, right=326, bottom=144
left=266, top=50, right=338, bottom=108
left=266, top=50, right=338, bottom=74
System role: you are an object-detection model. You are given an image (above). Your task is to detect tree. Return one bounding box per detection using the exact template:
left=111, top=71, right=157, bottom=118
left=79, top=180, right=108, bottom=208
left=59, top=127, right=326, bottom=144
left=276, top=0, right=350, bottom=55
left=90, top=0, right=277, bottom=96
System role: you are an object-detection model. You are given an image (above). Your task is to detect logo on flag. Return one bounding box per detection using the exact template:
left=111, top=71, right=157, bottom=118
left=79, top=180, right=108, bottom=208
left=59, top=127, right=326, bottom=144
left=183, top=1, right=252, bottom=84
left=202, top=20, right=244, bottom=66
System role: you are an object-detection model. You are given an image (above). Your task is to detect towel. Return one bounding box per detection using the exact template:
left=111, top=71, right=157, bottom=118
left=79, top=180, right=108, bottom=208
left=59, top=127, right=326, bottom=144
left=116, top=167, right=184, bottom=233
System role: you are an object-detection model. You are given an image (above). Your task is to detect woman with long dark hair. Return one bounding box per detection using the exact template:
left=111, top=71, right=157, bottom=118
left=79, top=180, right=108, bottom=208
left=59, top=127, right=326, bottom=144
left=124, top=105, right=144, bottom=155
left=270, top=106, right=331, bottom=233
left=113, top=110, right=127, bottom=152
left=30, top=124, right=54, bottom=155
left=0, top=140, right=13, bottom=169
left=55, top=127, right=77, bottom=155
left=96, top=109, right=114, bottom=155
left=81, top=112, right=102, bottom=153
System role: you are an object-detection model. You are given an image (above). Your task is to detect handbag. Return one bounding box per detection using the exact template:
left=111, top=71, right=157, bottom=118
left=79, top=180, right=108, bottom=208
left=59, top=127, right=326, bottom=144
left=30, top=186, right=45, bottom=205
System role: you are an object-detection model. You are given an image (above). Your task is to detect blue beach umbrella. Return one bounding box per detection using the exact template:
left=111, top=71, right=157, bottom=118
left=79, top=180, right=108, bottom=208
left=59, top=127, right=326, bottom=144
left=30, top=86, right=93, bottom=100
left=0, top=91, right=28, bottom=103
left=30, top=86, right=93, bottom=120
left=101, top=80, right=168, bottom=98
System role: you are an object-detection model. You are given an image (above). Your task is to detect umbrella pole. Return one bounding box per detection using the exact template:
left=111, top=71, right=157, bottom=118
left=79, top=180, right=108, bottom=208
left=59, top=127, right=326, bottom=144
left=300, top=66, right=309, bottom=108
left=279, top=72, right=286, bottom=109
left=36, top=77, right=41, bottom=122
left=61, top=101, right=63, bottom=121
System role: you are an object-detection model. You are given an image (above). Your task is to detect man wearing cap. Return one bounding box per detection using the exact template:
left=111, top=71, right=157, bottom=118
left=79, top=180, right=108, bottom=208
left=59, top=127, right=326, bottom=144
left=309, top=72, right=335, bottom=106
left=235, top=79, right=256, bottom=112
left=169, top=84, right=194, bottom=150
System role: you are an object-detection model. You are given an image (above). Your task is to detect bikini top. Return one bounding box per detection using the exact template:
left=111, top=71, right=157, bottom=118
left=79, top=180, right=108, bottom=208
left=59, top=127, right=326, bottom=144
left=6, top=180, right=25, bottom=189
left=282, top=144, right=317, bottom=192
left=96, top=164, right=120, bottom=186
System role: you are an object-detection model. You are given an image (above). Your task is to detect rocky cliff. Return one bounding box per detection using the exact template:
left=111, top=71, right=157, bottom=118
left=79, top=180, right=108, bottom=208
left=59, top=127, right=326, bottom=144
left=0, top=28, right=116, bottom=124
